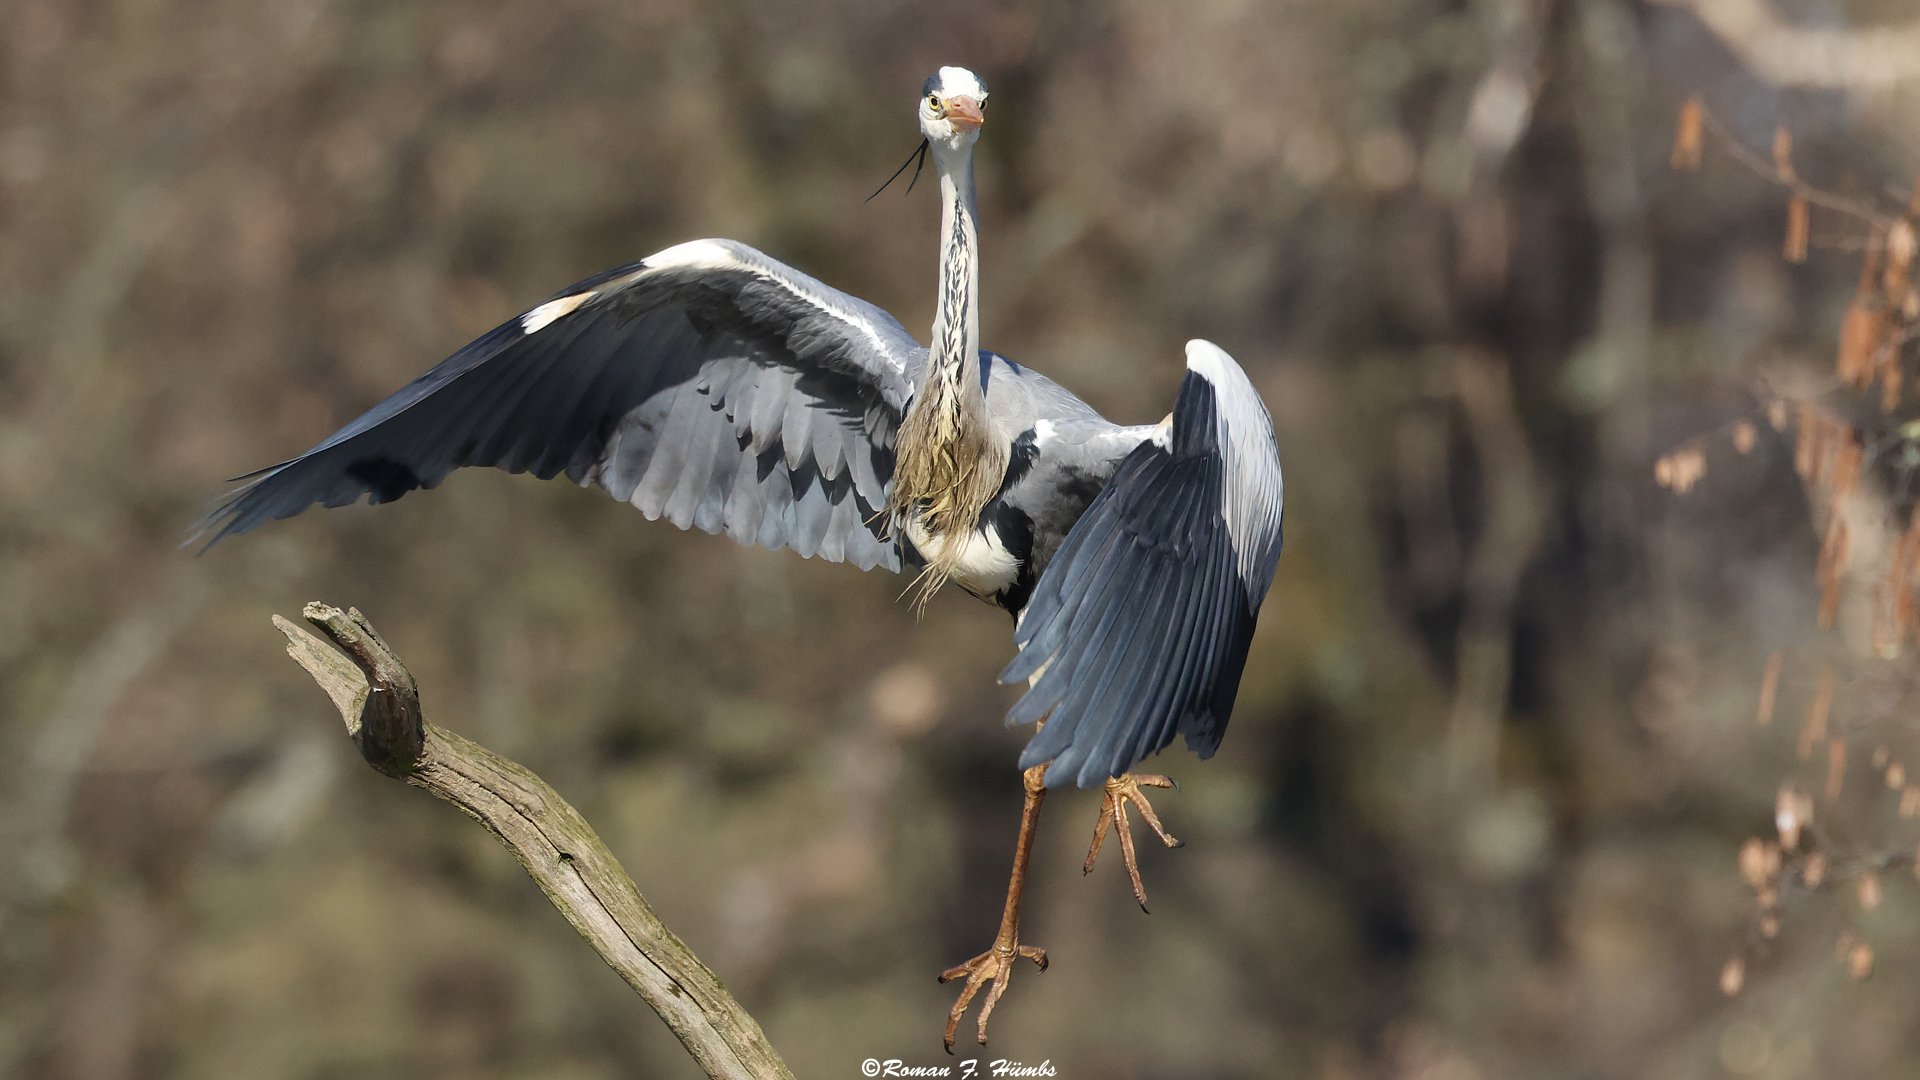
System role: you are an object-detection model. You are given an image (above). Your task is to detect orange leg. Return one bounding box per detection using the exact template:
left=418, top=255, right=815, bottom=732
left=1083, top=773, right=1184, bottom=912
left=939, top=762, right=1050, bottom=1051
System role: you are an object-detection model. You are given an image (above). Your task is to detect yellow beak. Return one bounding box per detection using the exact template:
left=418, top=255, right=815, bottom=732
left=945, top=96, right=984, bottom=131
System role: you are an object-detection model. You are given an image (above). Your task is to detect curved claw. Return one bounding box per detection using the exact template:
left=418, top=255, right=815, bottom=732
left=1084, top=773, right=1185, bottom=911
left=940, top=944, right=1048, bottom=1051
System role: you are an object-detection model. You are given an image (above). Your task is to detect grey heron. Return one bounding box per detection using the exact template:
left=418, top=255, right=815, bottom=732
left=199, top=65, right=1285, bottom=1048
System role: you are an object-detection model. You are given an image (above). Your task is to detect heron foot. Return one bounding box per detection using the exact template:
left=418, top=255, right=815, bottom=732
left=939, top=939, right=1048, bottom=1051
left=1083, top=773, right=1184, bottom=912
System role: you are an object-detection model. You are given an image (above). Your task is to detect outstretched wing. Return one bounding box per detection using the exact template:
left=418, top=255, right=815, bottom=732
left=196, top=239, right=924, bottom=571
left=1000, top=340, right=1284, bottom=788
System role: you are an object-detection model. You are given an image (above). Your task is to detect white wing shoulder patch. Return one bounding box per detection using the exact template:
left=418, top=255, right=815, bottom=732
left=519, top=293, right=591, bottom=334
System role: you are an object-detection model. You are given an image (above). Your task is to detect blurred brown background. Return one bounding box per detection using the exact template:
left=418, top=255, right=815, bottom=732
left=7, top=0, right=1920, bottom=1077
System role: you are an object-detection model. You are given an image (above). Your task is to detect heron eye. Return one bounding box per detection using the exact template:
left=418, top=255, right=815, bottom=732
left=927, top=93, right=942, bottom=112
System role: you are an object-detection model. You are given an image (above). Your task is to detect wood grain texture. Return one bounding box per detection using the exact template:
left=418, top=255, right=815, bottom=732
left=275, top=602, right=793, bottom=1080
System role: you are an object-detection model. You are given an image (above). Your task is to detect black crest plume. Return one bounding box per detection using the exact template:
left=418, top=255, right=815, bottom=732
left=866, top=140, right=930, bottom=202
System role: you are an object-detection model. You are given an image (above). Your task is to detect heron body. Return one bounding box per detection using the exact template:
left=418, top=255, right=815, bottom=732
left=202, top=65, right=1284, bottom=1044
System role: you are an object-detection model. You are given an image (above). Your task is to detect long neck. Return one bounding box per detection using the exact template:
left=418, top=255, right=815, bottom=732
left=929, top=148, right=983, bottom=402
left=887, top=140, right=1008, bottom=606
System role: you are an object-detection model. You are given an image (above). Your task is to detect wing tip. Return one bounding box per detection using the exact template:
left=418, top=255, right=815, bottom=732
left=181, top=480, right=268, bottom=555
left=181, top=508, right=245, bottom=556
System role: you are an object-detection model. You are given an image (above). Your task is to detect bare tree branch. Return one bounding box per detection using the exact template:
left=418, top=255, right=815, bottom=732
left=1657, top=0, right=1920, bottom=90
left=274, top=602, right=794, bottom=1080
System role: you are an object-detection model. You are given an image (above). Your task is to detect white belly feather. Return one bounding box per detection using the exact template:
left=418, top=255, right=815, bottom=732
left=902, top=517, right=1020, bottom=597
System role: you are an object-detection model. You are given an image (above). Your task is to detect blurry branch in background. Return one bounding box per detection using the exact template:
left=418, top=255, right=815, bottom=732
left=1665, top=97, right=1920, bottom=998
left=1444, top=353, right=1547, bottom=789
left=1657, top=0, right=1920, bottom=90
left=1662, top=97, right=1919, bottom=494
left=8, top=572, right=205, bottom=917
left=0, top=571, right=205, bottom=1077
left=1671, top=99, right=1892, bottom=233
left=274, top=603, right=793, bottom=1080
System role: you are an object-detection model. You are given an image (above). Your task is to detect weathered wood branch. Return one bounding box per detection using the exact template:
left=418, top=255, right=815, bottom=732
left=274, top=602, right=793, bottom=1080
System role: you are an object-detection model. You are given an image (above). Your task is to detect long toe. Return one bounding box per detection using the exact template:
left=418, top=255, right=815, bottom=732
left=1122, top=775, right=1183, bottom=849
left=939, top=944, right=1045, bottom=1051
left=1085, top=773, right=1187, bottom=910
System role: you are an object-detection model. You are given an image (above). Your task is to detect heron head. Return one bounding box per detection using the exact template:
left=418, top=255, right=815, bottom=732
left=919, top=66, right=988, bottom=149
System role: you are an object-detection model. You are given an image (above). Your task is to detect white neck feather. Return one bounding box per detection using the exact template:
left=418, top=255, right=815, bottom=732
left=930, top=144, right=981, bottom=398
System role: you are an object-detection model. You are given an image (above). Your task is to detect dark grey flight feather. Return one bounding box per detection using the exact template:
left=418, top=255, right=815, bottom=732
left=193, top=240, right=924, bottom=571
left=1001, top=350, right=1285, bottom=789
